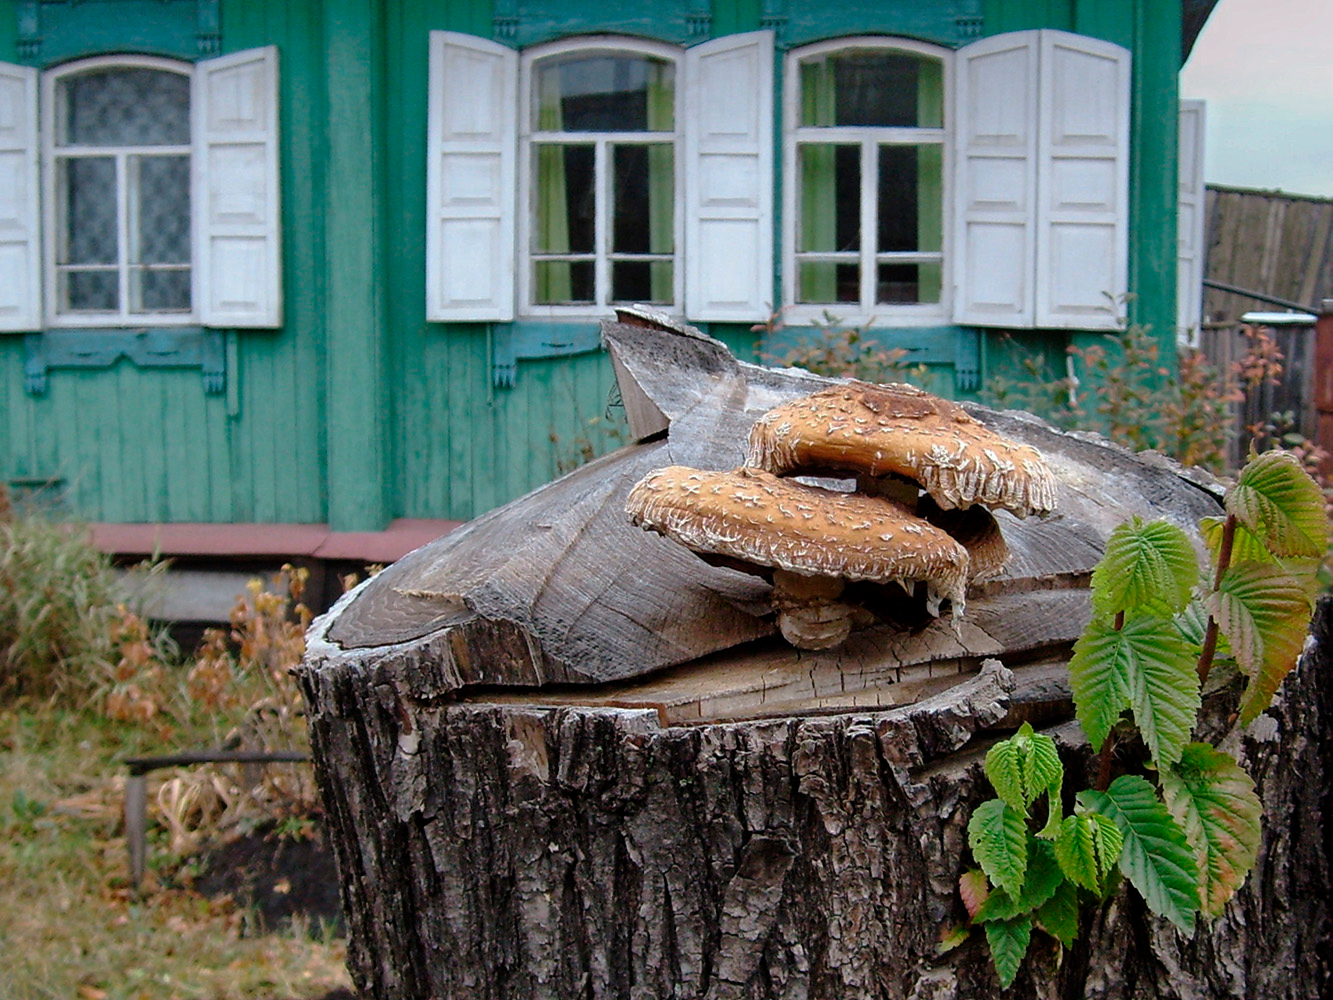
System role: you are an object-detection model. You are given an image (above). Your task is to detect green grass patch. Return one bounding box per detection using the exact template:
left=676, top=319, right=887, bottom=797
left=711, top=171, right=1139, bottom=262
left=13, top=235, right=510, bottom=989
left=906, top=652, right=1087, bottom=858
left=0, top=516, right=348, bottom=999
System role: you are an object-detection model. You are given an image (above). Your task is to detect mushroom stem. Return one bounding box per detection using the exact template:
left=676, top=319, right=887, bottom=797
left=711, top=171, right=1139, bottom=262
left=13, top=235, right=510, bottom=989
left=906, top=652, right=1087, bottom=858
left=771, top=569, right=859, bottom=651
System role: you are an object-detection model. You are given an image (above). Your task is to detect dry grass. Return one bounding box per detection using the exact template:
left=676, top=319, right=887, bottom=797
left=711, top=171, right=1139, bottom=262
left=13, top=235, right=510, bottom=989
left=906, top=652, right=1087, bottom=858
left=0, top=562, right=352, bottom=1000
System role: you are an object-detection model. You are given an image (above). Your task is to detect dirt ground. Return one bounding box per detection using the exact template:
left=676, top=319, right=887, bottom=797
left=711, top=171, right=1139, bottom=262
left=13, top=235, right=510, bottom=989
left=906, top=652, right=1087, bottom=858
left=195, top=819, right=345, bottom=936
left=193, top=818, right=355, bottom=998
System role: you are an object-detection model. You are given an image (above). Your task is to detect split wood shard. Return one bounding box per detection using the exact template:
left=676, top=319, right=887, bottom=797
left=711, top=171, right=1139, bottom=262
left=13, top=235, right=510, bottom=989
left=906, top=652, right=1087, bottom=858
left=746, top=380, right=1057, bottom=517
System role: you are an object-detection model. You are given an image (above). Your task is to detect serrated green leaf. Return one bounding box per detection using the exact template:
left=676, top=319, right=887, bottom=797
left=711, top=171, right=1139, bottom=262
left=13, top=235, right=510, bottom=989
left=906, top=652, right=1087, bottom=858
left=972, top=885, right=1020, bottom=923
left=1092, top=517, right=1199, bottom=616
left=985, top=736, right=1027, bottom=812
left=985, top=917, right=1032, bottom=989
left=959, top=868, right=990, bottom=920
left=1069, top=615, right=1200, bottom=765
left=1026, top=731, right=1063, bottom=806
left=1079, top=775, right=1199, bottom=932
left=1208, top=562, right=1313, bottom=726
left=1068, top=616, right=1132, bottom=751
left=1279, top=556, right=1324, bottom=601
left=1054, top=813, right=1124, bottom=892
left=1123, top=616, right=1203, bottom=767
left=969, top=799, right=1028, bottom=898
left=1035, top=879, right=1080, bottom=949
left=986, top=723, right=1064, bottom=814
left=1160, top=744, right=1262, bottom=918
left=1017, top=839, right=1064, bottom=911
left=1225, top=451, right=1328, bottom=558
left=973, top=840, right=1064, bottom=924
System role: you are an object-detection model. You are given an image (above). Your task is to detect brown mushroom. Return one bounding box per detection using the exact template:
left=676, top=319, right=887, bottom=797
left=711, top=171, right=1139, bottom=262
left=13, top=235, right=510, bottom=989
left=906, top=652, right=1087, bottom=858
left=746, top=381, right=1057, bottom=517
left=625, top=465, right=970, bottom=649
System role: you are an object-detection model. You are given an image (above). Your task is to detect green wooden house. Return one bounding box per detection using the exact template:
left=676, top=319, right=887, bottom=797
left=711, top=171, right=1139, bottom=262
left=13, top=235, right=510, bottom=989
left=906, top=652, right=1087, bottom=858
left=0, top=0, right=1217, bottom=588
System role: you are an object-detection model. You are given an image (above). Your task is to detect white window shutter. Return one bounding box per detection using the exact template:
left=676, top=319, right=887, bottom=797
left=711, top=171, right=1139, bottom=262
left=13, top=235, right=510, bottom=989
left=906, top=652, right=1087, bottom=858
left=1034, top=31, right=1130, bottom=329
left=195, top=46, right=282, bottom=328
left=952, top=31, right=1040, bottom=327
left=683, top=30, right=773, bottom=323
left=0, top=61, right=40, bottom=332
left=426, top=31, right=516, bottom=322
left=1177, top=99, right=1207, bottom=342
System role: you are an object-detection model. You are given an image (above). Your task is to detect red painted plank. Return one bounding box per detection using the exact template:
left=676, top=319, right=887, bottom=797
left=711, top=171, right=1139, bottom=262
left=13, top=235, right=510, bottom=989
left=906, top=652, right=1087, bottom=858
left=88, top=519, right=461, bottom=562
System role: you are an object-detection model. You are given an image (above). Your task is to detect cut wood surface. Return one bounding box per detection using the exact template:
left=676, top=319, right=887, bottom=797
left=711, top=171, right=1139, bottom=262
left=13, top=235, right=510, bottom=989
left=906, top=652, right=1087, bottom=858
left=299, top=318, right=1330, bottom=999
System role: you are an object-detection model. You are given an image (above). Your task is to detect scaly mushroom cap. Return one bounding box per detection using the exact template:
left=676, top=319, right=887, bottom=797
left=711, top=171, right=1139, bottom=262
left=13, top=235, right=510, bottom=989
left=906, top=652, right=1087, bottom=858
left=746, top=381, right=1057, bottom=517
left=625, top=465, right=970, bottom=613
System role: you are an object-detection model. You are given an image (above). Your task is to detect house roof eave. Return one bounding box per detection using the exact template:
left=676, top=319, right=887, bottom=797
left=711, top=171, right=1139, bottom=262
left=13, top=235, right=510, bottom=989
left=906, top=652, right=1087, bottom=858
left=1182, top=0, right=1222, bottom=63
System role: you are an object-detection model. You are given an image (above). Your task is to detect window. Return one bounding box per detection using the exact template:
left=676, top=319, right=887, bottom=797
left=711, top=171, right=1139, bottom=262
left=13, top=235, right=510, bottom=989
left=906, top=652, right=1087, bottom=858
left=426, top=30, right=773, bottom=324
left=0, top=47, right=281, bottom=334
left=45, top=58, right=194, bottom=323
left=522, top=43, right=679, bottom=313
left=784, top=40, right=949, bottom=324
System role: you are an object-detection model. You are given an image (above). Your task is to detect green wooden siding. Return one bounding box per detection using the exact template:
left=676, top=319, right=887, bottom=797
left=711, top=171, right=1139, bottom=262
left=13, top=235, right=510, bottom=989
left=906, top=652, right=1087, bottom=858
left=1, top=0, right=1186, bottom=530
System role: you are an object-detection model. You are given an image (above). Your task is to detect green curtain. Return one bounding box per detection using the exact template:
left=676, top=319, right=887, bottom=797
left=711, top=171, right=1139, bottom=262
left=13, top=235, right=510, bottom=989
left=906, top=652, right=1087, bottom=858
left=535, top=68, right=571, bottom=304
left=916, top=59, right=944, bottom=304
left=646, top=65, right=674, bottom=304
left=799, top=59, right=839, bottom=303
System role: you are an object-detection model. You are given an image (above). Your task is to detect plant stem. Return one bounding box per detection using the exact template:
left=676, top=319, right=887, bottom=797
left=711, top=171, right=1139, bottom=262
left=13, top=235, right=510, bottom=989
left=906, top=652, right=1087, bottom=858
left=1197, top=514, right=1237, bottom=686
left=1095, top=739, right=1115, bottom=792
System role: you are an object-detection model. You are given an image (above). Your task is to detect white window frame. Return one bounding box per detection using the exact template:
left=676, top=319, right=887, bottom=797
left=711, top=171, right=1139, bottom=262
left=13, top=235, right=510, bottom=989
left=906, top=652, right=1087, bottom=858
left=781, top=37, right=952, bottom=328
left=517, top=35, right=684, bottom=319
left=41, top=54, right=197, bottom=328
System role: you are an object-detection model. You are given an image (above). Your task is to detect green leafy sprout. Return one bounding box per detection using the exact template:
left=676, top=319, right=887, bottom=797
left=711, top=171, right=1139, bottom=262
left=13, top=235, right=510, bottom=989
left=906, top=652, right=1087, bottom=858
left=955, top=451, right=1323, bottom=988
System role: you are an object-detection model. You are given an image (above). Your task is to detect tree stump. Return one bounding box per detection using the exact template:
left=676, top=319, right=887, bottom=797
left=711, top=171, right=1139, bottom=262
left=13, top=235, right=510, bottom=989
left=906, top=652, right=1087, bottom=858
left=297, top=317, right=1331, bottom=999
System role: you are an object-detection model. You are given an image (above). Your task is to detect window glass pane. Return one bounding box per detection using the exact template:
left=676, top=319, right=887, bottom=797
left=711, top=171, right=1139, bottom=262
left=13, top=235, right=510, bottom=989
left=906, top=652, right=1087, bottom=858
left=131, top=155, right=191, bottom=265
left=612, top=144, right=673, bottom=255
left=612, top=261, right=672, bottom=304
left=533, top=54, right=674, bottom=132
left=796, top=262, right=858, bottom=304
left=877, top=145, right=943, bottom=253
left=61, top=271, right=118, bottom=312
left=132, top=269, right=191, bottom=312
left=534, top=260, right=595, bottom=305
left=533, top=144, right=594, bottom=255
left=799, top=50, right=944, bottom=128
left=797, top=144, right=859, bottom=304
left=60, top=68, right=190, bottom=146
left=876, top=262, right=942, bottom=305
left=798, top=144, right=859, bottom=254
left=60, top=157, right=117, bottom=266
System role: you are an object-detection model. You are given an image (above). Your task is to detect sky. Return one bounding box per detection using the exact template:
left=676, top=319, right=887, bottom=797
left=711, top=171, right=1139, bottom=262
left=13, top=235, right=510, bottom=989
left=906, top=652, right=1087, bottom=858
left=1179, top=0, right=1333, bottom=198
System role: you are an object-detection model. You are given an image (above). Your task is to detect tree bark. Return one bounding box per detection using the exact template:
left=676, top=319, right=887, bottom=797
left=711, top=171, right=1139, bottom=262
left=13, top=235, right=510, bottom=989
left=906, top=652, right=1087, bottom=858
left=299, top=614, right=1331, bottom=999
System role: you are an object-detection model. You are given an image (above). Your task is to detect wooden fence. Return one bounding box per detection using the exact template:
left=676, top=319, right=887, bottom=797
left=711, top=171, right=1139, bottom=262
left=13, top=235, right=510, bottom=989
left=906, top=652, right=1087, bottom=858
left=1197, top=321, right=1316, bottom=470
left=1203, top=186, right=1333, bottom=325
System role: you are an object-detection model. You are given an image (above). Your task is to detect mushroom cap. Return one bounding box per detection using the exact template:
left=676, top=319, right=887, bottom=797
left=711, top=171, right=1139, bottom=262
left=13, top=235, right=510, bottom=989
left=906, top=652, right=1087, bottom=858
left=625, top=465, right=969, bottom=609
left=746, top=381, right=1057, bottom=517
